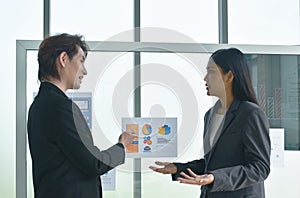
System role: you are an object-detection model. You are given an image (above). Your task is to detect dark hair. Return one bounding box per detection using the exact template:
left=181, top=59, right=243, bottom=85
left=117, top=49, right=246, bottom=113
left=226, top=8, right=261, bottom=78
left=37, top=33, right=89, bottom=82
left=211, top=48, right=258, bottom=105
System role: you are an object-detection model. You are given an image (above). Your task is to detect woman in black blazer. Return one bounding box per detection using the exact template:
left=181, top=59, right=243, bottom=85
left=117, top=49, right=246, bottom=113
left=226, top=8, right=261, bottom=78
left=150, top=48, right=271, bottom=198
left=27, top=33, right=134, bottom=198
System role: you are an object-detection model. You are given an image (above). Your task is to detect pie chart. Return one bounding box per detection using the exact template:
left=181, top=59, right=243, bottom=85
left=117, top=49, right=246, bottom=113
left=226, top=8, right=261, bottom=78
left=158, top=125, right=171, bottom=135
left=142, top=124, right=152, bottom=135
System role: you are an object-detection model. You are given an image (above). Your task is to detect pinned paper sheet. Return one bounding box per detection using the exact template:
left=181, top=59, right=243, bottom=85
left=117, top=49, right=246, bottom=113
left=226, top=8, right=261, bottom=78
left=270, top=128, right=284, bottom=167
left=122, top=117, right=177, bottom=158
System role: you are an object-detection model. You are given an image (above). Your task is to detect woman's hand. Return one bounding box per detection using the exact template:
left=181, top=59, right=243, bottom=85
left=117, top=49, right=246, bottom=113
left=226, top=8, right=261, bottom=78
left=149, top=161, right=177, bottom=174
left=177, top=168, right=214, bottom=186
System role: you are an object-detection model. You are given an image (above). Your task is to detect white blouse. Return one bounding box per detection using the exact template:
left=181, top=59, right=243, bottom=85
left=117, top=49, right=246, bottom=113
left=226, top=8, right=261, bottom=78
left=209, top=113, right=225, bottom=147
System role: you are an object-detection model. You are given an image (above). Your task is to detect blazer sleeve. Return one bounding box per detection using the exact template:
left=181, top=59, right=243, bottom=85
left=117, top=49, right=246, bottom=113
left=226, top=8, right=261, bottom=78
left=208, top=108, right=271, bottom=192
left=171, top=109, right=210, bottom=181
left=54, top=99, right=125, bottom=178
left=171, top=159, right=205, bottom=181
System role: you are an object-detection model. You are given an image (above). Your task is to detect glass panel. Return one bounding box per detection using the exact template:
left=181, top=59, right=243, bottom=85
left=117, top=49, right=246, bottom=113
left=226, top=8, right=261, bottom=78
left=90, top=52, right=135, bottom=197
left=228, top=0, right=300, bottom=45
left=25, top=46, right=300, bottom=198
left=140, top=52, right=214, bottom=197
left=139, top=52, right=300, bottom=198
left=50, top=0, right=133, bottom=41
left=141, top=0, right=218, bottom=43
left=26, top=50, right=135, bottom=197
left=247, top=54, right=300, bottom=150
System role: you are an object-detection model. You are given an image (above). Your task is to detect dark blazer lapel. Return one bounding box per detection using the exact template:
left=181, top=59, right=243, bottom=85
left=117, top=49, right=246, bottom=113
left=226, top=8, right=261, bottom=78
left=205, top=100, right=240, bottom=167
left=203, top=101, right=221, bottom=160
left=203, top=108, right=213, bottom=155
left=220, top=99, right=240, bottom=133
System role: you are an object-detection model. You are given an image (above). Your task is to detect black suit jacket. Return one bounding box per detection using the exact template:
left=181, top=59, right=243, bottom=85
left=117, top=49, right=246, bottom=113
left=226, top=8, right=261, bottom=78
left=172, top=100, right=271, bottom=198
left=27, top=82, right=125, bottom=198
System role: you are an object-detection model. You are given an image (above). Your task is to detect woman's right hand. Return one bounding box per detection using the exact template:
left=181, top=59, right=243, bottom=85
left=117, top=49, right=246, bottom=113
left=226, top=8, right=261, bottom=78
left=149, top=161, right=177, bottom=174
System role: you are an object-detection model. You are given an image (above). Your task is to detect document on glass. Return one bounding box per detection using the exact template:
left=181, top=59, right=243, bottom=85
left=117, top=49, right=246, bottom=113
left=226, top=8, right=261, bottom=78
left=269, top=128, right=284, bottom=167
left=122, top=117, right=177, bottom=158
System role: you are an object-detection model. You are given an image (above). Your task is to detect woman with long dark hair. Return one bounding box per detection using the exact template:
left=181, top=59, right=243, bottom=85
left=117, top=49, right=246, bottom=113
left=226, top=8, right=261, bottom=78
left=150, top=48, right=270, bottom=198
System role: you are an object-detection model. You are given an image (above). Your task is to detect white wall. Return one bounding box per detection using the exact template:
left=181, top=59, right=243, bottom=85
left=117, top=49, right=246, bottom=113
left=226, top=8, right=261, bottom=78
left=0, top=0, right=43, bottom=197
left=266, top=151, right=300, bottom=198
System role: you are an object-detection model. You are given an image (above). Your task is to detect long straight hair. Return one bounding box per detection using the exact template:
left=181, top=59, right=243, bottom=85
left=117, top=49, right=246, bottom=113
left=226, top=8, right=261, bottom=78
left=211, top=48, right=258, bottom=105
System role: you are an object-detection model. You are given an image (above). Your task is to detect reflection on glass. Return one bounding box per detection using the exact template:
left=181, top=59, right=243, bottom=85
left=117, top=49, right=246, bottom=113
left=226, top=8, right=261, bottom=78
left=26, top=51, right=135, bottom=198
left=25, top=49, right=300, bottom=198
left=140, top=52, right=213, bottom=197
left=247, top=54, right=300, bottom=150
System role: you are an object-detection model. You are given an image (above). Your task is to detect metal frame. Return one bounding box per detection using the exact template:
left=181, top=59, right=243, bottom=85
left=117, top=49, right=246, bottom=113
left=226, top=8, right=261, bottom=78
left=17, top=41, right=300, bottom=54
left=16, top=1, right=300, bottom=197
left=133, top=0, right=142, bottom=197
left=16, top=40, right=300, bottom=198
left=218, top=0, right=228, bottom=44
left=16, top=40, right=40, bottom=198
left=43, top=0, right=50, bottom=38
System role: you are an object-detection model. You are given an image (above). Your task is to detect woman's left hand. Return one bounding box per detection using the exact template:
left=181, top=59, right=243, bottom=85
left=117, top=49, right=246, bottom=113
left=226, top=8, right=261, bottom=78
left=177, top=168, right=214, bottom=186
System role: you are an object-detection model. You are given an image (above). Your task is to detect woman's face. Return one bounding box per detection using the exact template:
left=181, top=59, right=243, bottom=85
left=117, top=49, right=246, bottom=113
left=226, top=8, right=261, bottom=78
left=203, top=59, right=227, bottom=98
